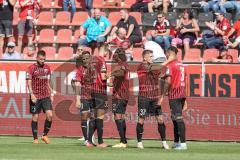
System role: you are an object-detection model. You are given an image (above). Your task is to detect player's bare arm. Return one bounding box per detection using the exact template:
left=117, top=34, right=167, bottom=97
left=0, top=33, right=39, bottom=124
left=75, top=81, right=81, bottom=109
left=48, top=75, right=54, bottom=103
left=27, top=79, right=37, bottom=103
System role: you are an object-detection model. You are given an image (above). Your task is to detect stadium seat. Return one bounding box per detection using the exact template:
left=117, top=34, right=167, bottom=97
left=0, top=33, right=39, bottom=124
left=38, top=29, right=55, bottom=43
left=56, top=29, right=73, bottom=44
left=166, top=12, right=178, bottom=27
left=53, top=0, right=62, bottom=9
left=37, top=11, right=54, bottom=26
left=41, top=0, right=54, bottom=9
left=42, top=46, right=57, bottom=60
left=71, top=11, right=89, bottom=26
left=175, top=0, right=191, bottom=8
left=54, top=11, right=71, bottom=26
left=57, top=47, right=74, bottom=60
left=73, top=29, right=80, bottom=43
left=142, top=13, right=157, bottom=27
left=129, top=12, right=142, bottom=25
left=75, top=0, right=86, bottom=8
left=93, top=0, right=120, bottom=8
left=203, top=49, right=219, bottom=61
left=132, top=47, right=143, bottom=61
left=198, top=13, right=214, bottom=27
left=227, top=49, right=239, bottom=62
left=183, top=48, right=201, bottom=62
left=123, top=0, right=136, bottom=9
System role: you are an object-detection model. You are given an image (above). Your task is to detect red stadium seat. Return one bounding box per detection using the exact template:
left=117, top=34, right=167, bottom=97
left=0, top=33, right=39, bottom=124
left=71, top=11, right=89, bottom=26
left=73, top=29, right=80, bottom=43
left=227, top=49, right=239, bottom=62
left=41, top=0, right=54, bottom=9
left=75, top=0, right=86, bottom=8
left=132, top=47, right=143, bottom=61
left=37, top=11, right=54, bottom=26
left=184, top=48, right=201, bottom=62
left=203, top=49, right=219, bottom=61
left=123, top=0, right=136, bottom=8
left=38, top=29, right=55, bottom=43
left=57, top=47, right=74, bottom=60
left=54, top=11, right=71, bottom=26
left=53, top=0, right=62, bottom=9
left=56, top=29, right=73, bottom=44
left=129, top=12, right=142, bottom=25
left=42, top=46, right=57, bottom=60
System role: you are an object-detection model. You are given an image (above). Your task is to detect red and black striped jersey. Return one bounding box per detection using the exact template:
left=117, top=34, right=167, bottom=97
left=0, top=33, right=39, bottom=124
left=26, top=63, right=51, bottom=99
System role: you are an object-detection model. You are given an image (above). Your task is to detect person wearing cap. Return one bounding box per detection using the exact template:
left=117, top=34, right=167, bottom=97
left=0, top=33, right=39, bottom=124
left=2, top=42, right=22, bottom=59
left=204, top=11, right=231, bottom=49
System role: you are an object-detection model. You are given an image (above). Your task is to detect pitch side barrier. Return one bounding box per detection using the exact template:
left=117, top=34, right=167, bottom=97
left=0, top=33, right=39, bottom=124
left=0, top=60, right=240, bottom=141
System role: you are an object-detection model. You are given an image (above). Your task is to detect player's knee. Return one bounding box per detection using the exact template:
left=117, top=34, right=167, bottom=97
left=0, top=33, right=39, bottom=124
left=114, top=113, right=123, bottom=120
left=157, top=116, right=164, bottom=124
left=32, top=114, right=38, bottom=121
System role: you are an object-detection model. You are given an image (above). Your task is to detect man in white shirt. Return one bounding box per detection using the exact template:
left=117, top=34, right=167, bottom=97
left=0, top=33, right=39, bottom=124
left=2, top=41, right=22, bottom=59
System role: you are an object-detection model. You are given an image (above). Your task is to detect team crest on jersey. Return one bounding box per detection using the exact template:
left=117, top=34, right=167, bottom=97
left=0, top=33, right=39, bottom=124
left=44, top=69, right=49, bottom=74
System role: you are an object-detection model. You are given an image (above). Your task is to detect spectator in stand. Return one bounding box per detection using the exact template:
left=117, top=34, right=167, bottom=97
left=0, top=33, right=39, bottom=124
left=130, top=0, right=151, bottom=12
left=222, top=0, right=240, bottom=21
left=18, top=0, right=41, bottom=53
left=201, top=0, right=225, bottom=13
left=147, top=12, right=171, bottom=51
left=78, top=8, right=111, bottom=52
left=148, top=0, right=173, bottom=14
left=110, top=9, right=142, bottom=46
left=227, top=15, right=240, bottom=48
left=63, top=0, right=76, bottom=19
left=108, top=27, right=132, bottom=61
left=85, top=0, right=93, bottom=12
left=209, top=48, right=233, bottom=63
left=2, top=41, right=22, bottom=59
left=171, top=9, right=199, bottom=53
left=0, top=0, right=17, bottom=56
left=204, top=11, right=231, bottom=49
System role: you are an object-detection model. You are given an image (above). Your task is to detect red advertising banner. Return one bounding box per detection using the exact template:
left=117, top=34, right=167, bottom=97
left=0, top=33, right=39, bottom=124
left=0, top=62, right=240, bottom=141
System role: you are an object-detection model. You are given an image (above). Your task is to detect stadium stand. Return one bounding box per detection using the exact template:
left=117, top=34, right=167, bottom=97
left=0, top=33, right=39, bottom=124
left=57, top=46, right=74, bottom=60
left=203, top=49, right=220, bottom=61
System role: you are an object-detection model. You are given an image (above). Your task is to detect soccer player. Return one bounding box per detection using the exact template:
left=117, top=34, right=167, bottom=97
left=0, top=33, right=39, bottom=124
left=90, top=52, right=108, bottom=148
left=107, top=48, right=129, bottom=148
left=164, top=46, right=188, bottom=150
left=75, top=51, right=95, bottom=148
left=136, top=49, right=169, bottom=149
left=26, top=50, right=54, bottom=144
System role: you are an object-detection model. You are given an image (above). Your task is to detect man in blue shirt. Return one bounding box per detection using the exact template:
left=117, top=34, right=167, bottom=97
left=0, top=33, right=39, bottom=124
left=78, top=8, right=111, bottom=48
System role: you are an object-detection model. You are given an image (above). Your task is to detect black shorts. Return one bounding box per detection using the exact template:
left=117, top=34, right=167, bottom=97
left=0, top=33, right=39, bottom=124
left=91, top=93, right=108, bottom=110
left=169, top=98, right=186, bottom=120
left=80, top=99, right=93, bottom=112
left=138, top=96, right=162, bottom=117
left=29, top=97, right=52, bottom=114
left=0, top=19, right=13, bottom=37
left=112, top=99, right=128, bottom=114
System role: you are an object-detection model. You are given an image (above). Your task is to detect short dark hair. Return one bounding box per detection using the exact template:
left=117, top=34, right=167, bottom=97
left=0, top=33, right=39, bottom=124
left=37, top=50, right=46, bottom=57
left=82, top=51, right=91, bottom=56
left=114, top=48, right=127, bottom=62
left=166, top=46, right=178, bottom=55
left=142, top=49, right=153, bottom=58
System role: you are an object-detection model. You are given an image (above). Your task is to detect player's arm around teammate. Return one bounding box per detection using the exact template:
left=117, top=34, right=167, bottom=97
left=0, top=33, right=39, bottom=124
left=106, top=48, right=129, bottom=148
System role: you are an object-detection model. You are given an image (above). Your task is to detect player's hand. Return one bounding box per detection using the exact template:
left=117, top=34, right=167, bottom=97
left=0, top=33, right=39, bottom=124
left=31, top=94, right=37, bottom=104
left=183, top=100, right=188, bottom=112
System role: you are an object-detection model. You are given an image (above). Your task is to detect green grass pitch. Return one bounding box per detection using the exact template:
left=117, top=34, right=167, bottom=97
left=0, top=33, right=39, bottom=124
left=0, top=136, right=240, bottom=160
